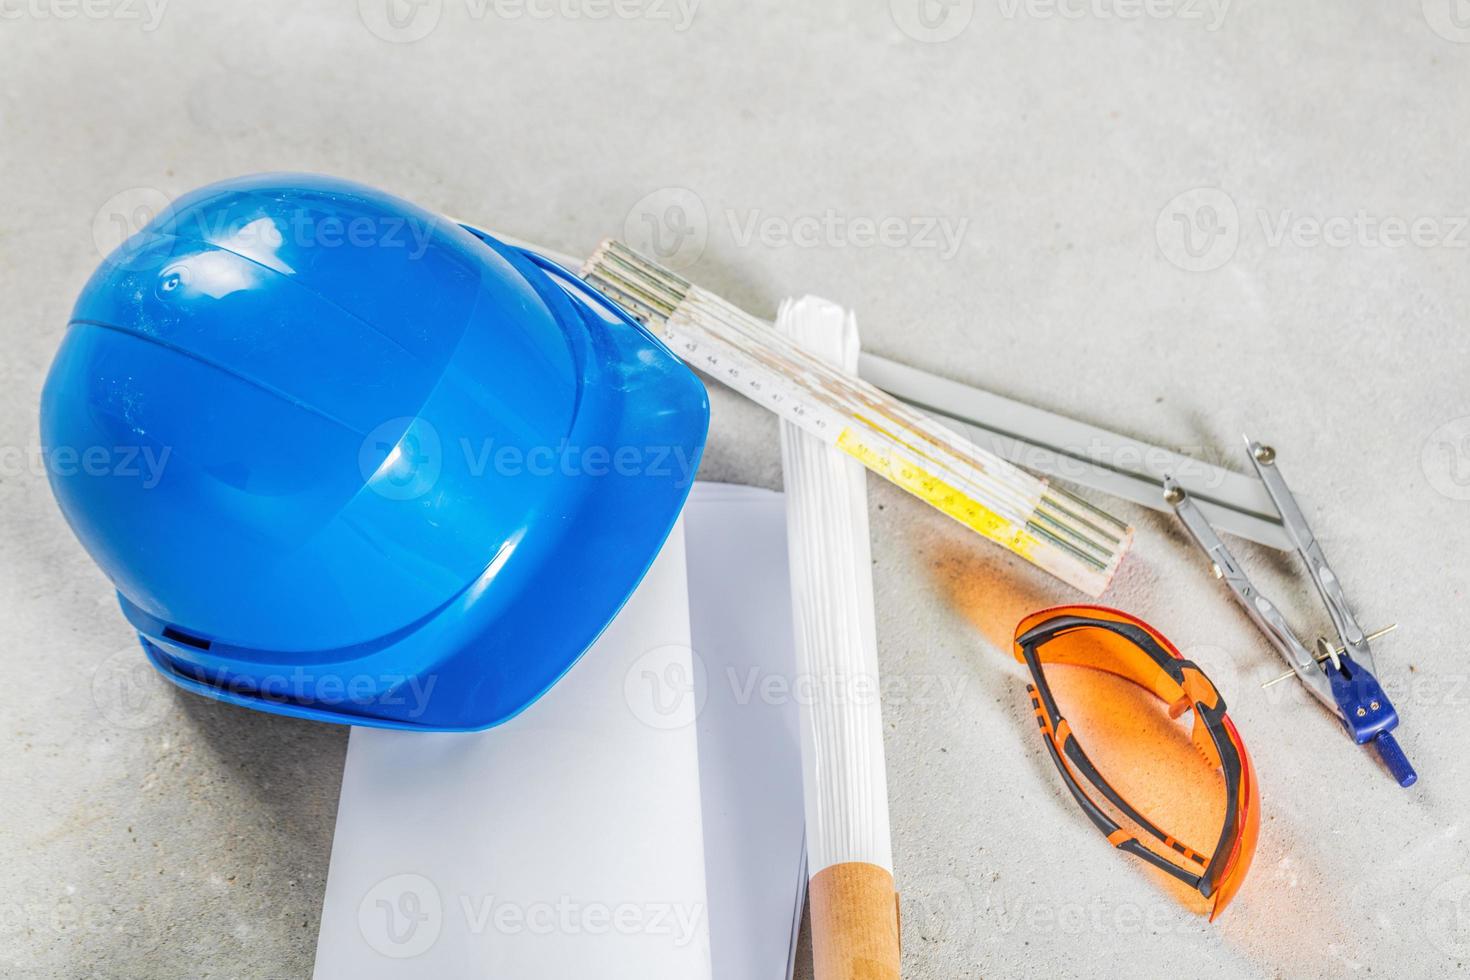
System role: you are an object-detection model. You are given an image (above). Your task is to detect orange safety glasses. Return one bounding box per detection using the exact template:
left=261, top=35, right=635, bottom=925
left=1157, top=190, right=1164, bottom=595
left=1012, top=606, right=1260, bottom=920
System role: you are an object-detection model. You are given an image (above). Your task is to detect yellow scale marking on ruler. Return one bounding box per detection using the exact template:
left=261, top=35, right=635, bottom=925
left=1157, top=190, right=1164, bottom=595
left=835, top=428, right=1039, bottom=560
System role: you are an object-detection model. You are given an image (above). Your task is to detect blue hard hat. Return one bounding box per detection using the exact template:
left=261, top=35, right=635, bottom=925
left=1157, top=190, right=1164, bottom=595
left=41, top=173, right=708, bottom=731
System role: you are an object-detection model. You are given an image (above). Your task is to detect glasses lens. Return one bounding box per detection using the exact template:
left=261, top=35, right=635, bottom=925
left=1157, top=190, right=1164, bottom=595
left=1022, top=608, right=1233, bottom=911
left=1208, top=717, right=1260, bottom=920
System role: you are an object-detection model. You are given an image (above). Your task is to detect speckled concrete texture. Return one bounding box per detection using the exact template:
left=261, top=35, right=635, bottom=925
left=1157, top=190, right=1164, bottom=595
left=3, top=1, right=1469, bottom=977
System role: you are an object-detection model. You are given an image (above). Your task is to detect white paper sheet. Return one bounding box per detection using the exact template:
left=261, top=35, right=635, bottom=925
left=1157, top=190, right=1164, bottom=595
left=683, top=483, right=806, bottom=980
left=313, top=483, right=804, bottom=980
left=313, top=519, right=711, bottom=980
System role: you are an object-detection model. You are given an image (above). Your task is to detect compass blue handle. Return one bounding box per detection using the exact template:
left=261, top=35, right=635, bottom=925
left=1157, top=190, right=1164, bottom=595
left=1373, top=732, right=1417, bottom=788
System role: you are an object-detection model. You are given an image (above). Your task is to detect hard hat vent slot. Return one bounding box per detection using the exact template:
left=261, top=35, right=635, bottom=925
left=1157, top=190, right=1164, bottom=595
left=162, top=626, right=212, bottom=651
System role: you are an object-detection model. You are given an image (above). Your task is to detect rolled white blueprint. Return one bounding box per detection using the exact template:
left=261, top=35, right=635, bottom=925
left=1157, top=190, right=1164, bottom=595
left=777, top=296, right=900, bottom=980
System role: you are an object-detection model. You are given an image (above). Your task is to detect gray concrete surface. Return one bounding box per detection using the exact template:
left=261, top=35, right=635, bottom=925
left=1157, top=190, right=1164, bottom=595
left=3, top=1, right=1470, bottom=976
